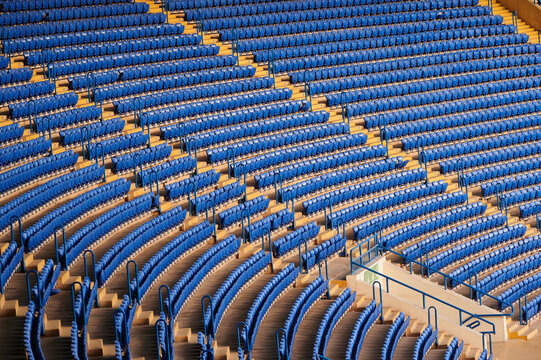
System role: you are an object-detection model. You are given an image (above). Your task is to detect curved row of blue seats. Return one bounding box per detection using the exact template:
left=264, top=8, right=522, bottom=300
left=140, top=87, right=292, bottom=126
left=279, top=276, right=328, bottom=359
left=239, top=263, right=299, bottom=356
left=96, top=205, right=187, bottom=286
left=324, top=62, right=541, bottom=102
left=71, top=276, right=97, bottom=360
left=294, top=47, right=536, bottom=86
left=23, top=178, right=131, bottom=252
left=522, top=294, right=541, bottom=322
left=0, top=150, right=77, bottom=193
left=239, top=20, right=512, bottom=53
left=208, top=122, right=348, bottom=164
left=61, top=193, right=153, bottom=270
left=302, top=234, right=345, bottom=270
left=60, top=118, right=125, bottom=146
left=165, top=169, right=220, bottom=201
left=246, top=209, right=293, bottom=242
left=9, top=92, right=78, bottom=119
left=0, top=163, right=104, bottom=232
left=160, top=99, right=307, bottom=141
left=1, top=0, right=131, bottom=12
left=51, top=44, right=220, bottom=77
left=381, top=312, right=409, bottom=360
left=97, top=65, right=255, bottom=102
left=0, top=56, right=9, bottom=70
left=0, top=67, right=33, bottom=85
left=111, top=142, right=172, bottom=173
left=277, top=156, right=403, bottom=202
left=227, top=10, right=499, bottom=43
left=519, top=200, right=541, bottom=218
left=354, top=191, right=467, bottom=241
left=444, top=337, right=464, bottom=360
left=345, top=300, right=381, bottom=360
left=382, top=200, right=487, bottom=249
left=481, top=170, right=541, bottom=197
left=0, top=241, right=24, bottom=293
left=215, top=6, right=488, bottom=35
left=70, top=55, right=237, bottom=90
left=113, top=295, right=137, bottom=360
left=440, top=141, right=541, bottom=174
left=348, top=75, right=541, bottom=119
left=475, top=252, right=541, bottom=299
left=365, top=86, right=541, bottom=129
left=114, top=75, right=269, bottom=114
left=424, top=128, right=541, bottom=163
left=24, top=259, right=60, bottom=360
left=1, top=10, right=162, bottom=40
left=267, top=36, right=535, bottom=71
left=35, top=105, right=102, bottom=133
left=428, top=223, right=526, bottom=272
left=0, top=80, right=54, bottom=104
left=413, top=325, right=437, bottom=360
left=186, top=0, right=472, bottom=20
left=168, top=235, right=241, bottom=320
left=256, top=144, right=388, bottom=190
left=304, top=167, right=425, bottom=215
left=500, top=183, right=541, bottom=207
left=0, top=136, right=51, bottom=167
left=26, top=31, right=194, bottom=66
left=217, top=195, right=269, bottom=229
left=328, top=180, right=447, bottom=230
left=232, top=133, right=367, bottom=177
left=478, top=349, right=493, bottom=360
left=24, top=301, right=42, bottom=360
left=498, top=273, right=541, bottom=310
left=173, top=0, right=407, bottom=11
left=272, top=221, right=320, bottom=258
left=0, top=11, right=42, bottom=26
left=192, top=181, right=245, bottom=215
left=137, top=156, right=196, bottom=187
left=192, top=110, right=327, bottom=152
left=462, top=157, right=541, bottom=186
left=208, top=251, right=271, bottom=336
left=0, top=123, right=24, bottom=144
left=12, top=22, right=184, bottom=54
left=131, top=221, right=215, bottom=301
left=449, top=234, right=539, bottom=288
left=87, top=131, right=148, bottom=159
left=46, top=2, right=149, bottom=21
left=402, top=213, right=506, bottom=261
left=401, top=111, right=541, bottom=149
left=313, top=287, right=355, bottom=360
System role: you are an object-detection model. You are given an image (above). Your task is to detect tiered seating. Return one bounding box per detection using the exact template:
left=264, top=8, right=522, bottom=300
left=413, top=325, right=438, bottom=360
left=444, top=337, right=464, bottom=360
left=59, top=118, right=125, bottom=146
left=218, top=196, right=269, bottom=229
left=381, top=312, right=409, bottom=360
left=0, top=137, right=51, bottom=167
left=165, top=169, right=220, bottom=200
left=95, top=205, right=187, bottom=286
left=0, top=81, right=55, bottom=104
left=245, top=209, right=294, bottom=242
left=136, top=155, right=196, bottom=187
left=312, top=287, right=356, bottom=359
left=70, top=276, right=97, bottom=360
left=497, top=273, right=541, bottom=310
left=301, top=234, right=345, bottom=271
left=278, top=276, right=328, bottom=359
left=238, top=264, right=299, bottom=358
left=522, top=294, right=541, bottom=323
left=272, top=222, right=320, bottom=258
left=191, top=181, right=245, bottom=215
left=0, top=241, right=24, bottom=293
left=0, top=123, right=24, bottom=144
left=111, top=143, right=172, bottom=173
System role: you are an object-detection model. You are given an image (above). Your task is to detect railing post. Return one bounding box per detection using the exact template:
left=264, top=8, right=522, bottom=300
left=285, top=189, right=296, bottom=230
left=93, top=142, right=106, bottom=182
left=335, top=217, right=347, bottom=256
left=318, top=258, right=331, bottom=299
left=273, top=171, right=283, bottom=202
left=26, top=270, right=42, bottom=307
left=324, top=198, right=332, bottom=230
left=205, top=200, right=217, bottom=239
left=428, top=306, right=438, bottom=345
left=127, top=260, right=140, bottom=305
left=236, top=322, right=248, bottom=354
left=372, top=281, right=383, bottom=324
left=155, top=317, right=171, bottom=360
left=83, top=249, right=99, bottom=307
left=241, top=208, right=251, bottom=244
left=151, top=171, right=161, bottom=214
left=420, top=150, right=428, bottom=184
left=80, top=126, right=90, bottom=161
left=262, top=226, right=274, bottom=272
left=227, top=147, right=236, bottom=179
left=133, top=152, right=142, bottom=188
left=298, top=239, right=309, bottom=274
left=201, top=295, right=215, bottom=338
left=276, top=328, right=288, bottom=360
left=71, top=281, right=84, bottom=325
left=159, top=285, right=172, bottom=322
left=10, top=215, right=25, bottom=271
left=54, top=225, right=67, bottom=270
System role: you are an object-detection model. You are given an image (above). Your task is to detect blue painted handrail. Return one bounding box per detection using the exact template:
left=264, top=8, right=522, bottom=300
left=133, top=152, right=142, bottom=188
left=159, top=284, right=172, bottom=321
left=93, top=142, right=106, bottom=182
left=276, top=328, right=288, bottom=360
left=372, top=281, right=384, bottom=324
left=419, top=150, right=429, bottom=184
left=27, top=100, right=36, bottom=134
left=201, top=294, right=215, bottom=338
left=284, top=189, right=295, bottom=230
left=324, top=198, right=332, bottom=230
left=236, top=322, right=248, bottom=354
left=334, top=217, right=347, bottom=256
left=114, top=308, right=128, bottom=353
left=428, top=306, right=438, bottom=345
left=80, top=126, right=90, bottom=161
left=10, top=215, right=25, bottom=271
left=178, top=122, right=187, bottom=154
left=187, top=181, right=198, bottom=216
left=318, top=258, right=331, bottom=299
left=54, top=225, right=67, bottom=269
left=151, top=171, right=161, bottom=214
left=273, top=171, right=283, bottom=202
left=240, top=208, right=251, bottom=244
left=227, top=147, right=236, bottom=179
left=187, top=138, right=198, bottom=175
left=298, top=238, right=309, bottom=274
left=261, top=226, right=274, bottom=272
left=127, top=260, right=140, bottom=305
left=26, top=270, right=42, bottom=307
left=83, top=249, right=99, bottom=307
left=205, top=199, right=217, bottom=239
